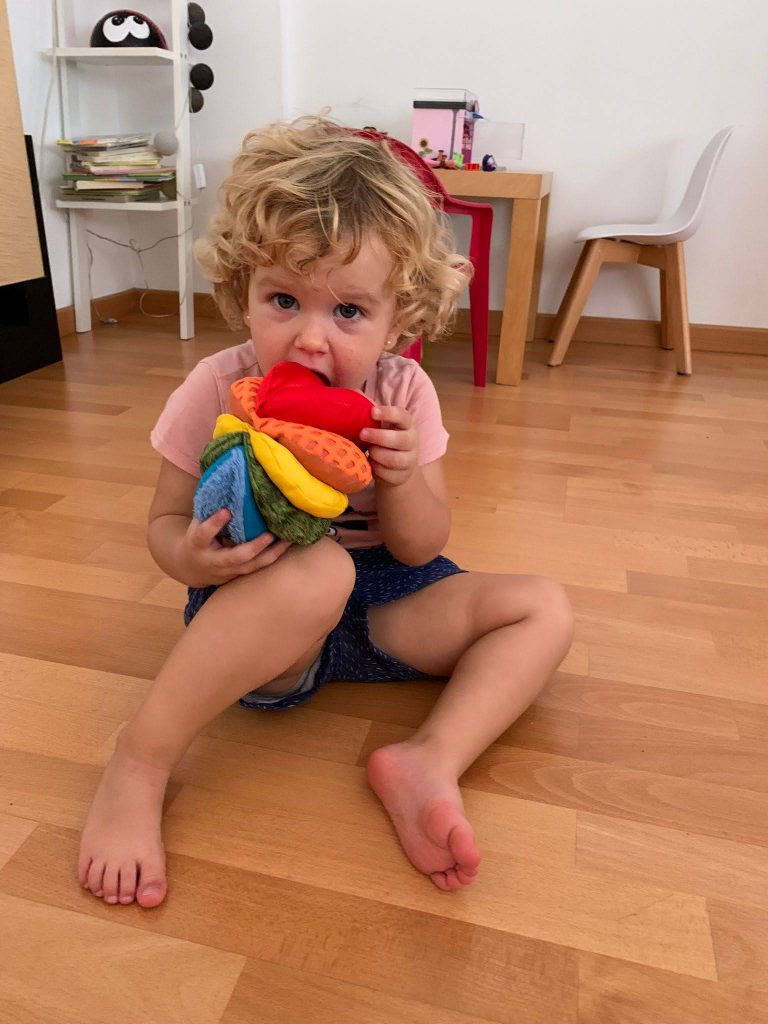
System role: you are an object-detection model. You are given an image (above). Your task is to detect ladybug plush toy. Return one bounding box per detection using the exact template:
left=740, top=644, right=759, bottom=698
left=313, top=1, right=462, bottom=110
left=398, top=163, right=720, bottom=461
left=90, top=10, right=168, bottom=48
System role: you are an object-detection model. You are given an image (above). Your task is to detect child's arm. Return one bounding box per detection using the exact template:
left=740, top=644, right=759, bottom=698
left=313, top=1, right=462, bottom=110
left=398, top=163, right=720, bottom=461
left=361, top=406, right=451, bottom=565
left=147, top=458, right=290, bottom=588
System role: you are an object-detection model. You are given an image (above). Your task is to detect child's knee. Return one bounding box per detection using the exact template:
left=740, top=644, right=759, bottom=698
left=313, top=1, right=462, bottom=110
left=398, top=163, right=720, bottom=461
left=527, top=576, right=574, bottom=645
left=277, top=538, right=355, bottom=623
left=296, top=537, right=355, bottom=594
left=485, top=574, right=573, bottom=640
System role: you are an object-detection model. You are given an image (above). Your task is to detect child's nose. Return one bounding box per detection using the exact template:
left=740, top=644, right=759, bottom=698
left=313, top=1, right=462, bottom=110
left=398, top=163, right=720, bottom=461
left=294, top=317, right=328, bottom=353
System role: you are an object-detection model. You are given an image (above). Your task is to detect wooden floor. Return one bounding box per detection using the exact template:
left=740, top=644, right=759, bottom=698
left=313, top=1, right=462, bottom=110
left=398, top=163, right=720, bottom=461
left=1, top=316, right=767, bottom=1023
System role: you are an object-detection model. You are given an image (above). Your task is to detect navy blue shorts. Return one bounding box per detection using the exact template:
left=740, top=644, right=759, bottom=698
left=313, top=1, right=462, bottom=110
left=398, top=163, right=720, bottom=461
left=183, top=545, right=464, bottom=711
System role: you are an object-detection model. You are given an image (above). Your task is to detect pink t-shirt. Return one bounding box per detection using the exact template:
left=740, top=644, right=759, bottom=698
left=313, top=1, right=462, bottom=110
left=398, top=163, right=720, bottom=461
left=150, top=340, right=449, bottom=549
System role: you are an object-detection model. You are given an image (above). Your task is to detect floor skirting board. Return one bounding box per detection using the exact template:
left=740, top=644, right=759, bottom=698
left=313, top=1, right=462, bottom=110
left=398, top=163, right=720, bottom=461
left=56, top=291, right=768, bottom=357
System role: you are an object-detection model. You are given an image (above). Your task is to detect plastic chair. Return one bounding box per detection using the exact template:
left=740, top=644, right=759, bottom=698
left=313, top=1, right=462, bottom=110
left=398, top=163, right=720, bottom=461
left=354, top=131, right=494, bottom=387
left=548, top=126, right=735, bottom=375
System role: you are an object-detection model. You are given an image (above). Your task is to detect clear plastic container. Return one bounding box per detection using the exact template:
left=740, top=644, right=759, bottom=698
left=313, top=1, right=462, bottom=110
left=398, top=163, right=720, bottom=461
left=471, top=120, right=526, bottom=167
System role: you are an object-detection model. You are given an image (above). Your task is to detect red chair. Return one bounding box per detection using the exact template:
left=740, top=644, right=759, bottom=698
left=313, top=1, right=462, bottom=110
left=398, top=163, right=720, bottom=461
left=354, top=131, right=493, bottom=387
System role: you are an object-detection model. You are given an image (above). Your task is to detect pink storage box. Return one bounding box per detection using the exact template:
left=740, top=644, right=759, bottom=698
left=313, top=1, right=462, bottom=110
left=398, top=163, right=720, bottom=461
left=411, top=88, right=479, bottom=166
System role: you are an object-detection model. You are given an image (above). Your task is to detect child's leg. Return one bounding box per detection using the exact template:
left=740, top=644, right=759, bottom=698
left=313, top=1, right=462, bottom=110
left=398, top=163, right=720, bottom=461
left=79, top=539, right=355, bottom=908
left=365, top=571, right=573, bottom=891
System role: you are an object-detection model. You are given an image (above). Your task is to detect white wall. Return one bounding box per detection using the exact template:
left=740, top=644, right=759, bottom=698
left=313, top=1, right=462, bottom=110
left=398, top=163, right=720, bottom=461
left=8, top=0, right=768, bottom=328
left=282, top=0, right=768, bottom=328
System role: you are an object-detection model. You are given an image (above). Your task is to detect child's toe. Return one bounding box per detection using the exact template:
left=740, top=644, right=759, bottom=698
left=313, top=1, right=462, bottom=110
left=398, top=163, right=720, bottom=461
left=430, top=870, right=452, bottom=891
left=443, top=867, right=467, bottom=891
left=102, top=865, right=120, bottom=903
left=118, top=862, right=137, bottom=904
left=448, top=822, right=481, bottom=875
left=456, top=866, right=478, bottom=885
left=86, top=859, right=106, bottom=896
left=431, top=862, right=478, bottom=891
left=136, top=859, right=167, bottom=908
left=136, top=881, right=166, bottom=908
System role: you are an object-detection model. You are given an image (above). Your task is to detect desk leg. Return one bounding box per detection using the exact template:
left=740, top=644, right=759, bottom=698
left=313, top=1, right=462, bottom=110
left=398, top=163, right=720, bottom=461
left=526, top=193, right=549, bottom=342
left=496, top=196, right=544, bottom=386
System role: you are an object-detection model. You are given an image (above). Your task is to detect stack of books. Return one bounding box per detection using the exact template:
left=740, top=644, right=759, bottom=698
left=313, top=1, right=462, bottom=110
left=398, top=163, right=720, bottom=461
left=56, top=133, right=176, bottom=202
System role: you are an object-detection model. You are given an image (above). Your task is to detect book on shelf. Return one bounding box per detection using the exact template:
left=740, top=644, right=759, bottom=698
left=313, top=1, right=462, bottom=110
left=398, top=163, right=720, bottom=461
left=56, top=133, right=151, bottom=151
left=73, top=179, right=147, bottom=190
left=59, top=185, right=166, bottom=202
left=69, top=162, right=173, bottom=176
left=85, top=148, right=163, bottom=166
left=56, top=133, right=176, bottom=201
left=62, top=171, right=175, bottom=183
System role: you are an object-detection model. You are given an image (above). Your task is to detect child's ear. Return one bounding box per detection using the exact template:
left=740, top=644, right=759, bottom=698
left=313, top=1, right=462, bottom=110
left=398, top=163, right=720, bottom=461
left=383, top=326, right=400, bottom=351
left=384, top=312, right=410, bottom=352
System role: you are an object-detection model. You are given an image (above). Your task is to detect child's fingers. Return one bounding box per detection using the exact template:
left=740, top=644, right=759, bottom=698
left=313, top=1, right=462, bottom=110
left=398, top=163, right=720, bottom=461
left=189, top=508, right=231, bottom=548
left=233, top=538, right=292, bottom=574
left=212, top=530, right=276, bottom=567
left=372, top=405, right=412, bottom=429
left=361, top=426, right=413, bottom=450
left=367, top=445, right=413, bottom=470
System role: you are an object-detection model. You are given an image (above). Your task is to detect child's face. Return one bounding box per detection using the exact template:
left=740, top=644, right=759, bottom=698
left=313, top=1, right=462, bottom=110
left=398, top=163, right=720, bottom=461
left=245, top=235, right=400, bottom=390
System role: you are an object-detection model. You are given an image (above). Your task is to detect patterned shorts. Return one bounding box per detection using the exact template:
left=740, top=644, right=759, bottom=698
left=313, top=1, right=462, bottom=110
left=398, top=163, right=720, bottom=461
left=183, top=545, right=465, bottom=711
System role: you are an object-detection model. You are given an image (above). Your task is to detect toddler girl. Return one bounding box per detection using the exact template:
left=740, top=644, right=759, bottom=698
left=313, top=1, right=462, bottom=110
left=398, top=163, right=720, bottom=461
left=78, top=118, right=573, bottom=907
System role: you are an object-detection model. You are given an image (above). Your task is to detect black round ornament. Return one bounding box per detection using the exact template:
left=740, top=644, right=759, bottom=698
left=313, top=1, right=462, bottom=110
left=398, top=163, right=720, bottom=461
left=188, top=21, right=212, bottom=49
left=190, top=63, right=214, bottom=90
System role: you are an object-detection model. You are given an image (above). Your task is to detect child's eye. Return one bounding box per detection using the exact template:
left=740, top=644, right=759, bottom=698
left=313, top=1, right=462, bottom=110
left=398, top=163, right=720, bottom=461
left=271, top=293, right=298, bottom=311
left=335, top=303, right=362, bottom=320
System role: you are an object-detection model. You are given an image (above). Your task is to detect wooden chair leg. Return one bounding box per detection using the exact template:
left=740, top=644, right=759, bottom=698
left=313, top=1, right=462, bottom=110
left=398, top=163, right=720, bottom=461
left=659, top=269, right=673, bottom=349
left=548, top=239, right=607, bottom=367
left=663, top=242, right=692, bottom=375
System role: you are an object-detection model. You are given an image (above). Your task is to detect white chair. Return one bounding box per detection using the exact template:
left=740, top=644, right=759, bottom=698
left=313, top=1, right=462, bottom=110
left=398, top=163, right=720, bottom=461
left=548, top=126, right=735, bottom=375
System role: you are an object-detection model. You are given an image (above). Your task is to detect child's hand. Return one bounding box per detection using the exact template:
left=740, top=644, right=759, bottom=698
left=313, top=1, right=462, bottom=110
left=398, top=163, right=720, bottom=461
left=183, top=509, right=291, bottom=585
left=361, top=406, right=419, bottom=487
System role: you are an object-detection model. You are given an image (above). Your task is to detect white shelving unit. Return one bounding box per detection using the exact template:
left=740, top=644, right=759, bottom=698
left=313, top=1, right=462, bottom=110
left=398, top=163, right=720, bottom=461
left=49, top=2, right=194, bottom=339
left=56, top=199, right=181, bottom=212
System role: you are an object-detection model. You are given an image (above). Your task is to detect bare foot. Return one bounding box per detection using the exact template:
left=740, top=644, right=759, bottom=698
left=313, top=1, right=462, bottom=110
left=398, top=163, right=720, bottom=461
left=78, top=736, right=169, bottom=908
left=366, top=741, right=481, bottom=891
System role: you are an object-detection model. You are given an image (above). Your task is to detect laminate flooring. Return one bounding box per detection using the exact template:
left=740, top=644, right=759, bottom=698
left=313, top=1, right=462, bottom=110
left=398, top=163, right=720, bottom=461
left=1, top=317, right=766, bottom=1023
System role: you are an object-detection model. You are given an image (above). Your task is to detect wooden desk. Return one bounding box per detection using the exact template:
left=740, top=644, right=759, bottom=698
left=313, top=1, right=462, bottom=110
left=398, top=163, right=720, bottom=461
left=435, top=169, right=552, bottom=386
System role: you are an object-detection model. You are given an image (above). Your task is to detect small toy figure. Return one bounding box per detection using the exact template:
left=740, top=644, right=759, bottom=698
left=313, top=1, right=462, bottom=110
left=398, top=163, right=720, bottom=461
left=426, top=149, right=457, bottom=169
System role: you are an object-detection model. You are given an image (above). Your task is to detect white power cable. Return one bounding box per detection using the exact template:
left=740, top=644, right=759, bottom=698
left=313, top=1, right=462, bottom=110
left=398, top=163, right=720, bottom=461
left=86, top=225, right=194, bottom=320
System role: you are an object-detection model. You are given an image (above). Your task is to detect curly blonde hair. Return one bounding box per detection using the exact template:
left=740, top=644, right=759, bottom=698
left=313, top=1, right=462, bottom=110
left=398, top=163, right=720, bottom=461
left=194, top=117, right=471, bottom=349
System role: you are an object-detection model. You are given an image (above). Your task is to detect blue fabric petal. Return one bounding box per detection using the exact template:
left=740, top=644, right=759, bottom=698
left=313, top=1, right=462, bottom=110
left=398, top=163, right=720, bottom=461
left=194, top=445, right=267, bottom=544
